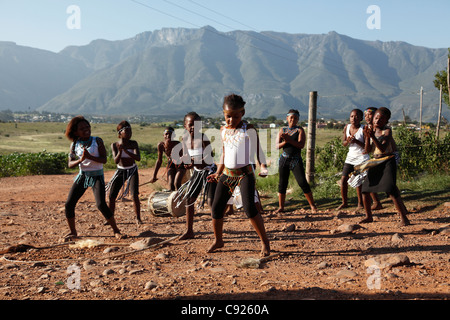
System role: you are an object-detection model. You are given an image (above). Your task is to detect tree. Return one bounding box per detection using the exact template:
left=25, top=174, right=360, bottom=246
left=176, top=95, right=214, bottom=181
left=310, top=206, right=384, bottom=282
left=266, top=115, right=277, bottom=122
left=433, top=48, right=450, bottom=108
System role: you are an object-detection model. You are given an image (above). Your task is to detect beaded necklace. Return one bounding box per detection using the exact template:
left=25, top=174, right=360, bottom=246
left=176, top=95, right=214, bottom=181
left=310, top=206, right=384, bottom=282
left=284, top=126, right=299, bottom=136
left=77, top=136, right=93, bottom=148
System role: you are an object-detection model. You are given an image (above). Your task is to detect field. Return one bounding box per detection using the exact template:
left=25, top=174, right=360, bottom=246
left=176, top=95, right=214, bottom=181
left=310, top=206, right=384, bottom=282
left=0, top=122, right=166, bottom=155
left=0, top=121, right=449, bottom=306
left=0, top=121, right=343, bottom=155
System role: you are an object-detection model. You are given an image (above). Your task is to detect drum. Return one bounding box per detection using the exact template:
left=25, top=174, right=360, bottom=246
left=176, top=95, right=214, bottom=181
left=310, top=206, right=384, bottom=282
left=147, top=191, right=186, bottom=218
left=167, top=191, right=187, bottom=217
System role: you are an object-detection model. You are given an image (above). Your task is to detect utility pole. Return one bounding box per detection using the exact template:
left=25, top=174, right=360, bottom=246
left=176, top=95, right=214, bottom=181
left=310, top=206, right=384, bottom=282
left=306, top=91, right=317, bottom=185
left=419, top=86, right=423, bottom=135
left=436, top=85, right=442, bottom=139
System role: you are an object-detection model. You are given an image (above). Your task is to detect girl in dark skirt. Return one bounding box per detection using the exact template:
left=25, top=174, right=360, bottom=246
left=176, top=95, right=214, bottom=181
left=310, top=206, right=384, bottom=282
left=361, top=107, right=410, bottom=226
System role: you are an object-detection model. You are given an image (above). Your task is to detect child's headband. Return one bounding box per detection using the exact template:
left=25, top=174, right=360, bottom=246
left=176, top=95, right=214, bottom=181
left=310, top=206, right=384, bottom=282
left=118, top=126, right=131, bottom=133
left=223, top=106, right=245, bottom=114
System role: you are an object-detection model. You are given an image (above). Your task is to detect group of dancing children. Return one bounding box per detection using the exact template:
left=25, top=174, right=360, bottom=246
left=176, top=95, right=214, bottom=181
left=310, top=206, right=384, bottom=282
left=63, top=94, right=409, bottom=258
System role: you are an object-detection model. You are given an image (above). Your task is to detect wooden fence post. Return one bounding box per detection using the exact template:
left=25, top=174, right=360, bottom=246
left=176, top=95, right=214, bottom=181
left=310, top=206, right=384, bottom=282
left=306, top=91, right=317, bottom=184
left=436, top=84, right=442, bottom=139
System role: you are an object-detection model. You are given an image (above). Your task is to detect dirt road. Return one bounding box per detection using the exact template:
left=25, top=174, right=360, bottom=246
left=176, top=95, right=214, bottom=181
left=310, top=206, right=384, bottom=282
left=0, top=168, right=449, bottom=303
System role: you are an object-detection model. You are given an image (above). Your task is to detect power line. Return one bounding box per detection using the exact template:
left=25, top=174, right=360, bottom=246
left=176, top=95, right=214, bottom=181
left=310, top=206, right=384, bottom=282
left=130, top=0, right=445, bottom=102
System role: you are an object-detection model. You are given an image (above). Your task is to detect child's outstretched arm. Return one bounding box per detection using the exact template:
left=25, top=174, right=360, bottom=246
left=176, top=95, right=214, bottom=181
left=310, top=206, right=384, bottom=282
left=150, top=142, right=164, bottom=183
left=207, top=144, right=224, bottom=182
left=248, top=124, right=268, bottom=177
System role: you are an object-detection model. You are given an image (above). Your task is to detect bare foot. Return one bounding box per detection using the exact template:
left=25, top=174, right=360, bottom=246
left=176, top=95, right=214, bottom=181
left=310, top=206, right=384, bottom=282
left=371, top=203, right=383, bottom=210
left=179, top=231, right=195, bottom=240
left=336, top=203, right=348, bottom=210
left=260, top=242, right=270, bottom=257
left=207, top=240, right=224, bottom=253
left=136, top=218, right=143, bottom=225
left=310, top=205, right=317, bottom=214
left=359, top=218, right=374, bottom=224
left=63, top=233, right=78, bottom=242
left=353, top=206, right=364, bottom=215
left=115, top=232, right=127, bottom=239
left=399, top=217, right=410, bottom=227
left=273, top=208, right=285, bottom=214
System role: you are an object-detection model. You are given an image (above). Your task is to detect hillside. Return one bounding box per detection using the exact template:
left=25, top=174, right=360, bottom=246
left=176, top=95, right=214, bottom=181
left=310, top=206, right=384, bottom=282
left=1, top=27, right=448, bottom=121
left=0, top=42, right=92, bottom=111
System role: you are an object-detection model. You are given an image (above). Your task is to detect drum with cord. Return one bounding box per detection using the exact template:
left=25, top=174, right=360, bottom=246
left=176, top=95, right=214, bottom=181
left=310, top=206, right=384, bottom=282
left=147, top=191, right=186, bottom=218
left=167, top=191, right=186, bottom=217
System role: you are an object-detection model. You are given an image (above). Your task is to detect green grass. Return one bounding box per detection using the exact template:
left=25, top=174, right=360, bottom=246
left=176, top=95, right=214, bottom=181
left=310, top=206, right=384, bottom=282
left=0, top=122, right=167, bottom=155
left=1, top=122, right=448, bottom=211
left=0, top=122, right=341, bottom=155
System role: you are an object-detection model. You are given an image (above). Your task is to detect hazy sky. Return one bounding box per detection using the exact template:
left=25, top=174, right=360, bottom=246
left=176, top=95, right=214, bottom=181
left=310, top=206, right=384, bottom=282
left=0, top=0, right=448, bottom=52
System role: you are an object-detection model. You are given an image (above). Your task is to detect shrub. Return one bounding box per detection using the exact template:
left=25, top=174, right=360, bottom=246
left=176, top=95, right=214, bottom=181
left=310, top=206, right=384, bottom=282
left=395, top=127, right=450, bottom=179
left=0, top=151, right=67, bottom=177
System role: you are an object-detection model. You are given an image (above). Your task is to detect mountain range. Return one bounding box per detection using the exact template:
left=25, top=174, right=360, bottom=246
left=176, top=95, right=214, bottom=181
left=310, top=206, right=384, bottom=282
left=1, top=26, right=448, bottom=121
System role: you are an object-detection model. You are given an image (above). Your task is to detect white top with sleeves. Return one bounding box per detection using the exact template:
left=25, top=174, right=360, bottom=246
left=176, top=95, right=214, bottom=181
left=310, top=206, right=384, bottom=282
left=74, top=136, right=104, bottom=172
left=344, top=125, right=370, bottom=165
left=222, top=122, right=256, bottom=169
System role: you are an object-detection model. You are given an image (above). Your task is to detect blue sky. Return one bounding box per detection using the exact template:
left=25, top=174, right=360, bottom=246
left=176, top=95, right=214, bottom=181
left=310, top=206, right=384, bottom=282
left=0, top=0, right=448, bottom=52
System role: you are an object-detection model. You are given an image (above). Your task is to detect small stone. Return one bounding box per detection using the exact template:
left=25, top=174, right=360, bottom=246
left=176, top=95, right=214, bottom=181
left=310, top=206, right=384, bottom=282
left=335, top=223, right=363, bottom=234
left=365, top=254, right=410, bottom=269
left=102, top=268, right=115, bottom=276
left=145, top=281, right=157, bottom=290
left=89, top=279, right=105, bottom=287
left=385, top=272, right=399, bottom=279
left=130, top=238, right=162, bottom=250
left=129, top=269, right=145, bottom=275
left=283, top=224, right=296, bottom=232
left=336, top=270, right=357, bottom=278
left=156, top=253, right=168, bottom=260
left=391, top=233, right=404, bottom=243
left=83, top=259, right=96, bottom=271
left=103, top=247, right=119, bottom=254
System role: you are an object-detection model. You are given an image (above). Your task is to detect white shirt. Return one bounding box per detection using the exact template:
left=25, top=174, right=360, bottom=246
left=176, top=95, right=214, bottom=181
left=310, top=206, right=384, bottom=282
left=74, top=137, right=104, bottom=172
left=222, top=122, right=256, bottom=169
left=344, top=125, right=370, bottom=165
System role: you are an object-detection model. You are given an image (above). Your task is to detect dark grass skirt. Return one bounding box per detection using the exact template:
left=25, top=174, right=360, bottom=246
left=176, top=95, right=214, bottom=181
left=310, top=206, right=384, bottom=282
left=361, top=157, right=397, bottom=194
